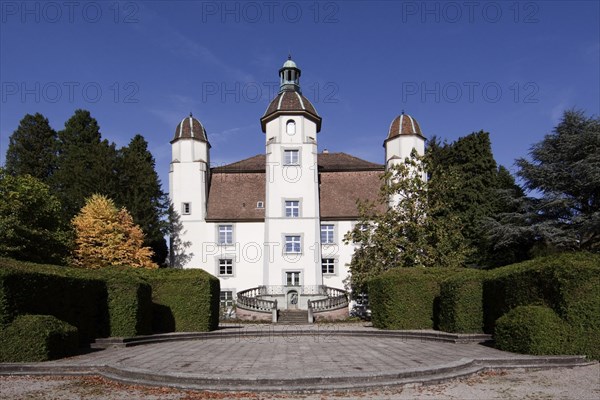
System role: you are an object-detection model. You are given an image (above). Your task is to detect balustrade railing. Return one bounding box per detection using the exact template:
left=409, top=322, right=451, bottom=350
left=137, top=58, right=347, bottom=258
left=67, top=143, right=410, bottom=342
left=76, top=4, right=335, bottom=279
left=237, top=286, right=276, bottom=312
left=237, top=285, right=348, bottom=315
left=308, top=286, right=349, bottom=312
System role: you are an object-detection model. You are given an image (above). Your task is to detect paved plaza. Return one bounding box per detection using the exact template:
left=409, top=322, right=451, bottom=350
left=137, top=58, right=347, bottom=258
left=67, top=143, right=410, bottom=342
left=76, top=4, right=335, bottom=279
left=0, top=325, right=594, bottom=392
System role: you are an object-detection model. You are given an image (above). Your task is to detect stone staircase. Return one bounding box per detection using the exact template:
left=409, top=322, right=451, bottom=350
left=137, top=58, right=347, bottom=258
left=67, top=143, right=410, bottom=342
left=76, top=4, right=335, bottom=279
left=278, top=310, right=308, bottom=324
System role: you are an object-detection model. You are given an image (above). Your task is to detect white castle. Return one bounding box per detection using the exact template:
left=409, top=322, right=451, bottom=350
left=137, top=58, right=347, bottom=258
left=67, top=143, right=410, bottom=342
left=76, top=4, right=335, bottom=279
left=169, top=57, right=425, bottom=321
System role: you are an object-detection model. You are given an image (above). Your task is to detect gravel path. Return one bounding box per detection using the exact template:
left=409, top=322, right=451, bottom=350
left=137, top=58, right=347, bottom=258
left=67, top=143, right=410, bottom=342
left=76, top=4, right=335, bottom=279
left=1, top=364, right=598, bottom=399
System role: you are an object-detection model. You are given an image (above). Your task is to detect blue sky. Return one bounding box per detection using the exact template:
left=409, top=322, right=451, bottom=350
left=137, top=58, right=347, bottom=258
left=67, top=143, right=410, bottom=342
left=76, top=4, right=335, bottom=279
left=1, top=0, right=598, bottom=192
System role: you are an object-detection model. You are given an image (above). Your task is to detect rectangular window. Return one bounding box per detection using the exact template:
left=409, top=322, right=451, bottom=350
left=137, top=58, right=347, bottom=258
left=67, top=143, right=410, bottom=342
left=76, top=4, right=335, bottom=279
left=321, top=224, right=335, bottom=244
left=218, top=225, right=233, bottom=245
left=284, top=149, right=299, bottom=165
left=286, top=272, right=300, bottom=286
left=182, top=202, right=191, bottom=215
left=218, top=259, right=233, bottom=276
left=285, top=200, right=300, bottom=217
left=285, top=235, right=301, bottom=253
left=322, top=258, right=335, bottom=274
left=220, top=291, right=234, bottom=308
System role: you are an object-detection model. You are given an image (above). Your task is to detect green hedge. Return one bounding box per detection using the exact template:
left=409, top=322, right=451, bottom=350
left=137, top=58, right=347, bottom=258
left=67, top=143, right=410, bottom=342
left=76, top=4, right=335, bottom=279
left=369, top=268, right=461, bottom=330
left=0, top=258, right=153, bottom=343
left=435, top=252, right=599, bottom=359
left=0, top=258, right=107, bottom=344
left=94, top=268, right=153, bottom=337
left=0, top=315, right=78, bottom=362
left=483, top=253, right=600, bottom=335
left=139, top=269, right=220, bottom=332
left=495, top=306, right=569, bottom=355
left=439, top=269, right=486, bottom=333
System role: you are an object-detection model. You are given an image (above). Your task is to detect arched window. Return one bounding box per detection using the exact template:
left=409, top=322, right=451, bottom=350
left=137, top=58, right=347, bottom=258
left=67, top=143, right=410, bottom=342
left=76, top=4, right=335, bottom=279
left=286, top=120, right=296, bottom=135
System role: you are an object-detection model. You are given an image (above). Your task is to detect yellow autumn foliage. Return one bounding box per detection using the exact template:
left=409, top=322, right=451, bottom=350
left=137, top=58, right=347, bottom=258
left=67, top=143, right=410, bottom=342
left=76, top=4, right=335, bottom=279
left=72, top=194, right=157, bottom=269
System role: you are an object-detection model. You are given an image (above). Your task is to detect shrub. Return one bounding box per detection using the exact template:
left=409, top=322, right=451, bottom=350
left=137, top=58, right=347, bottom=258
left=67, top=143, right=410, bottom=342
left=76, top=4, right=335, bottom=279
left=439, top=269, right=486, bottom=333
left=0, top=315, right=78, bottom=362
left=138, top=269, right=220, bottom=332
left=369, top=268, right=461, bottom=330
left=495, top=306, right=569, bottom=355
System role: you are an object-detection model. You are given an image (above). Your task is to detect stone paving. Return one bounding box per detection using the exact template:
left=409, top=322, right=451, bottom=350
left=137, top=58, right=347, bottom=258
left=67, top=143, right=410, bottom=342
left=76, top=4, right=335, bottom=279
left=1, top=324, right=594, bottom=392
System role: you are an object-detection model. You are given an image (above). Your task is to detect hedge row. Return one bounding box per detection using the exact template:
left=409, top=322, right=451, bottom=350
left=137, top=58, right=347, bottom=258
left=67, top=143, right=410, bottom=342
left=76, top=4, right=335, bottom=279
left=370, top=252, right=600, bottom=359
left=139, top=269, right=220, bottom=333
left=0, top=258, right=220, bottom=361
left=0, top=315, right=78, bottom=362
left=369, top=268, right=462, bottom=330
left=0, top=259, right=107, bottom=345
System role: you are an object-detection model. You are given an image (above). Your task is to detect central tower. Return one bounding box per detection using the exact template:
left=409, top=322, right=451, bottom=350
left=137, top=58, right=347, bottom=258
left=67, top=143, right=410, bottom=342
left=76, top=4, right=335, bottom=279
left=260, top=57, right=323, bottom=302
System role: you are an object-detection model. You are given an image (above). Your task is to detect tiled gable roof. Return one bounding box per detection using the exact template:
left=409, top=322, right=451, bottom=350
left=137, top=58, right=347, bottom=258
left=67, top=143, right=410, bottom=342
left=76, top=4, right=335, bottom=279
left=206, top=153, right=385, bottom=221
left=212, top=152, right=383, bottom=173
left=319, top=170, right=386, bottom=219
left=206, top=173, right=265, bottom=221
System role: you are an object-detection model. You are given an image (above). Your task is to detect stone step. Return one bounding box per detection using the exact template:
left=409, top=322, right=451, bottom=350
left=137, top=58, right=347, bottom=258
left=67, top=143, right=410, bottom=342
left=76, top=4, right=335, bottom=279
left=278, top=310, right=309, bottom=324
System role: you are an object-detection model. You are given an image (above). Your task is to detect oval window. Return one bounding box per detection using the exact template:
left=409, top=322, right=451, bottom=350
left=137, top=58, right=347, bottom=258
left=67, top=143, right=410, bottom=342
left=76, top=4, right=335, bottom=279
left=286, top=120, right=296, bottom=135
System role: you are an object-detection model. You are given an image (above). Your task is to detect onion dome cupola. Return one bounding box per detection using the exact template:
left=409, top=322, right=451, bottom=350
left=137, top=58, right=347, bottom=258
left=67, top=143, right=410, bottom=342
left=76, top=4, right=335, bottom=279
left=385, top=111, right=425, bottom=142
left=171, top=113, right=209, bottom=144
left=261, top=56, right=322, bottom=133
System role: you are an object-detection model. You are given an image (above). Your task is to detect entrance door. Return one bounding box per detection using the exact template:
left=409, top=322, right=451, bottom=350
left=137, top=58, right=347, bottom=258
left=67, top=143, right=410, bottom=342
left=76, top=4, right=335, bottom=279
left=287, top=290, right=299, bottom=309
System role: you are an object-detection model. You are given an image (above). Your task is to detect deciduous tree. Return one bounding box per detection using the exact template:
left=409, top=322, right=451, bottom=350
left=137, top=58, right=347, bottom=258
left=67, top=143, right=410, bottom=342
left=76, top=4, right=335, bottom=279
left=0, top=169, right=69, bottom=264
left=344, top=152, right=470, bottom=291
left=72, top=194, right=157, bottom=269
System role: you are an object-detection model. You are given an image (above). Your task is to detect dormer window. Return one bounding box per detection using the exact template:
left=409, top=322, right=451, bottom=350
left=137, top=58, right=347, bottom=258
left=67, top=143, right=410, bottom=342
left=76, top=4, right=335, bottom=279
left=286, top=120, right=296, bottom=135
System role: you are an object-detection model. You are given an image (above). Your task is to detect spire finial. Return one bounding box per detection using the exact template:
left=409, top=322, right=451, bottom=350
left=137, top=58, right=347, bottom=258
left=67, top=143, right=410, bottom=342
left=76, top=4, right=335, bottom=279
left=401, top=109, right=405, bottom=115
left=288, top=52, right=292, bottom=60
left=189, top=112, right=193, bottom=117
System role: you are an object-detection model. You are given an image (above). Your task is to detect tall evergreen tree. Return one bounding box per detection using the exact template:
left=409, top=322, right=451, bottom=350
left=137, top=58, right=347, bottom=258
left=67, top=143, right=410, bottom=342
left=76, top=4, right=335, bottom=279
left=116, top=135, right=168, bottom=265
left=52, top=110, right=118, bottom=222
left=426, top=131, right=519, bottom=266
left=478, top=166, right=536, bottom=266
left=515, top=110, right=598, bottom=252
left=482, top=110, right=600, bottom=258
left=5, top=113, right=58, bottom=182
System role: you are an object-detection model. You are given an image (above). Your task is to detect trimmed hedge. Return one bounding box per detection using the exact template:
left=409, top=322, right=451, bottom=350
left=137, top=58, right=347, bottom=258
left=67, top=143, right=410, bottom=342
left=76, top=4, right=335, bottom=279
left=439, top=269, right=486, bottom=333
left=0, top=315, right=78, bottom=362
left=483, top=253, right=600, bottom=336
left=369, top=268, right=461, bottom=330
left=0, top=258, right=152, bottom=342
left=96, top=268, right=153, bottom=337
left=0, top=258, right=107, bottom=344
left=495, top=306, right=569, bottom=355
left=139, top=269, right=220, bottom=333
